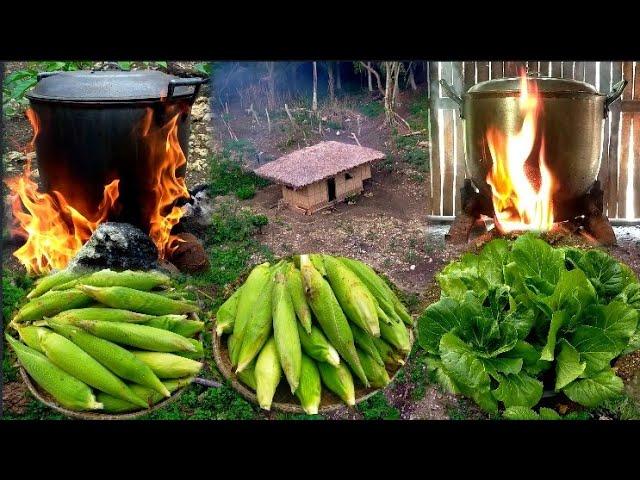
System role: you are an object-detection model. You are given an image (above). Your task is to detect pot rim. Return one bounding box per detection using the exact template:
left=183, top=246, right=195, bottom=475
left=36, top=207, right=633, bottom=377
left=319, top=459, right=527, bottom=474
left=466, top=76, right=603, bottom=97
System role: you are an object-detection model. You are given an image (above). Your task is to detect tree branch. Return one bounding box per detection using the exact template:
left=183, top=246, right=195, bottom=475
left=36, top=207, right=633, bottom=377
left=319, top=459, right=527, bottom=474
left=359, top=61, right=385, bottom=96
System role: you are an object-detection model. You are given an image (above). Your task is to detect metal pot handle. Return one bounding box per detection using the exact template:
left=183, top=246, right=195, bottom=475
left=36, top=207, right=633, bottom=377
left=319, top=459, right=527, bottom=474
left=439, top=79, right=465, bottom=118
left=36, top=71, right=62, bottom=82
left=167, top=77, right=208, bottom=104
left=604, top=79, right=627, bottom=117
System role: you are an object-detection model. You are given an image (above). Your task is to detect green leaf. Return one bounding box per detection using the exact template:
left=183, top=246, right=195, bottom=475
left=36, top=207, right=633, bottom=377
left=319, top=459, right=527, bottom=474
left=538, top=407, right=562, bottom=420
left=501, top=306, right=536, bottom=340
left=439, top=332, right=489, bottom=390
left=117, top=61, right=133, bottom=71
left=502, top=406, right=541, bottom=420
left=571, top=325, right=621, bottom=376
left=544, top=268, right=597, bottom=319
left=477, top=238, right=510, bottom=286
left=509, top=233, right=565, bottom=296
left=436, top=253, right=489, bottom=301
left=555, top=339, right=586, bottom=390
left=426, top=358, right=461, bottom=394
left=483, top=356, right=523, bottom=378
left=418, top=297, right=466, bottom=354
left=492, top=372, right=543, bottom=408
left=581, top=301, right=638, bottom=350
left=576, top=249, right=637, bottom=300
left=615, top=283, right=640, bottom=310
left=156, top=61, right=168, bottom=69
left=562, top=369, right=624, bottom=408
left=540, top=311, right=568, bottom=361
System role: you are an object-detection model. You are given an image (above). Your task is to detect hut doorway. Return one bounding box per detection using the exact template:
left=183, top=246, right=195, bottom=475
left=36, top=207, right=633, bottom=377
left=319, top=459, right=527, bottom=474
left=327, top=177, right=336, bottom=201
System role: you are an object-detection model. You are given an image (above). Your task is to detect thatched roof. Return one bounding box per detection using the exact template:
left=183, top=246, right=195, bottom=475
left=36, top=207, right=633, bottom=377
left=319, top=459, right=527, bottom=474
left=254, top=141, right=385, bottom=189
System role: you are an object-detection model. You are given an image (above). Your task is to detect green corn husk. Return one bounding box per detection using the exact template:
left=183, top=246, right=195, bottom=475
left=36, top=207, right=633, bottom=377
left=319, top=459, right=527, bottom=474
left=46, top=322, right=169, bottom=397
left=295, top=354, right=321, bottom=414
left=310, top=254, right=327, bottom=276
left=62, top=318, right=196, bottom=353
left=49, top=307, right=165, bottom=324
left=27, top=269, right=85, bottom=299
left=357, top=348, right=391, bottom=388
left=175, top=339, right=204, bottom=360
left=237, top=360, right=257, bottom=390
left=285, top=263, right=312, bottom=334
left=232, top=263, right=272, bottom=363
left=323, top=255, right=380, bottom=337
left=379, top=316, right=411, bottom=353
left=372, top=337, right=405, bottom=366
left=297, top=323, right=340, bottom=366
left=215, top=286, right=243, bottom=336
left=255, top=337, right=282, bottom=411
left=235, top=274, right=275, bottom=373
left=351, top=324, right=385, bottom=367
left=37, top=329, right=148, bottom=408
left=317, top=361, right=356, bottom=407
left=14, top=289, right=93, bottom=323
left=76, top=285, right=197, bottom=316
left=17, top=326, right=48, bottom=353
left=144, top=317, right=204, bottom=338
left=272, top=271, right=302, bottom=393
left=227, top=333, right=240, bottom=367
left=53, top=269, right=170, bottom=292
left=131, top=351, right=203, bottom=379
left=97, top=377, right=193, bottom=413
left=5, top=334, right=103, bottom=411
left=375, top=305, right=394, bottom=325
left=299, top=255, right=368, bottom=387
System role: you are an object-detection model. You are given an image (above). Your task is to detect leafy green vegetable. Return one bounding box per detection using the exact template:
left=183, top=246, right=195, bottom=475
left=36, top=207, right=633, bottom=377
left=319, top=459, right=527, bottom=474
left=418, top=233, right=640, bottom=414
left=502, top=406, right=563, bottom=420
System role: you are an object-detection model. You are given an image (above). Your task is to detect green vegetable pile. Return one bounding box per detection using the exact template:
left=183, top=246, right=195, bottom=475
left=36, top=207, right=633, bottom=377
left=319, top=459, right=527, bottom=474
left=216, top=254, right=413, bottom=413
left=417, top=233, right=639, bottom=414
left=6, top=268, right=205, bottom=414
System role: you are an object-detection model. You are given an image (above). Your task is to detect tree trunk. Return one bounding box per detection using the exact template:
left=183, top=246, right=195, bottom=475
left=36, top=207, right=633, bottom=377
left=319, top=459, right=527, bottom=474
left=327, top=62, right=335, bottom=103
left=265, top=61, right=276, bottom=109
left=312, top=61, right=318, bottom=111
left=408, top=62, right=417, bottom=90
left=367, top=61, right=373, bottom=92
left=336, top=62, right=342, bottom=90
left=384, top=62, right=393, bottom=124
left=392, top=62, right=401, bottom=106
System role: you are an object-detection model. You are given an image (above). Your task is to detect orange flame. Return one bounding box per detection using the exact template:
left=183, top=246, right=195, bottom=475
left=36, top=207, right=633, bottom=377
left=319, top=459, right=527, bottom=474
left=140, top=107, right=190, bottom=258
left=486, top=71, right=555, bottom=232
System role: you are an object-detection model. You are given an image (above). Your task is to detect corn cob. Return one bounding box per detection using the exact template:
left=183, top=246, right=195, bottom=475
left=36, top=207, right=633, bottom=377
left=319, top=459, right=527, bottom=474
left=76, top=285, right=197, bottom=316
left=379, top=316, right=411, bottom=353
left=300, top=255, right=368, bottom=386
left=351, top=324, right=385, bottom=367
left=295, top=354, right=322, bottom=414
left=310, top=254, right=327, bottom=276
left=285, top=263, right=313, bottom=334
left=215, top=286, right=243, bottom=336
left=232, top=263, right=272, bottom=361
left=372, top=337, right=405, bottom=366
left=338, top=257, right=403, bottom=323
left=46, top=321, right=169, bottom=397
left=13, top=289, right=93, bottom=323
left=255, top=337, right=282, bottom=411
left=97, top=377, right=193, bottom=413
left=272, top=271, right=302, bottom=393
left=357, top=348, right=391, bottom=388
left=144, top=317, right=204, bottom=338
left=235, top=274, right=275, bottom=373
left=5, top=333, right=103, bottom=411
left=27, top=269, right=85, bottom=299
left=49, top=307, right=165, bottom=324
left=317, top=361, right=356, bottom=407
left=324, top=255, right=380, bottom=337
left=176, top=338, right=204, bottom=360
left=237, top=360, right=257, bottom=390
left=61, top=318, right=196, bottom=352
left=131, top=351, right=203, bottom=379
left=53, top=269, right=170, bottom=292
left=297, top=323, right=340, bottom=366
left=17, top=325, right=48, bottom=353
left=37, top=329, right=148, bottom=408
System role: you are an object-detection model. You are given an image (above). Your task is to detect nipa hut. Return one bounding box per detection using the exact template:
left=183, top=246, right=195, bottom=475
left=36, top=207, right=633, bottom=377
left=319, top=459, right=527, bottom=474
left=255, top=141, right=385, bottom=214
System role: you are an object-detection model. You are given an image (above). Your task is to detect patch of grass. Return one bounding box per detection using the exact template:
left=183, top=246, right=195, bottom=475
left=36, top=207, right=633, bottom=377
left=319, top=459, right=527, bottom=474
left=275, top=412, right=324, bottom=420
left=326, top=120, right=343, bottom=130
left=2, top=270, right=33, bottom=385
left=359, top=101, right=384, bottom=118
left=447, top=401, right=475, bottom=420
left=406, top=347, right=429, bottom=400
left=209, top=153, right=269, bottom=200
left=223, top=138, right=256, bottom=159
left=598, top=395, right=640, bottom=420
left=3, top=398, right=66, bottom=420
left=357, top=391, right=401, bottom=420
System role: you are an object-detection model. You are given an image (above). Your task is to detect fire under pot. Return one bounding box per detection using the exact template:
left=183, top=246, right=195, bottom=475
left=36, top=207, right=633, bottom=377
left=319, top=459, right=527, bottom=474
left=439, top=73, right=627, bottom=245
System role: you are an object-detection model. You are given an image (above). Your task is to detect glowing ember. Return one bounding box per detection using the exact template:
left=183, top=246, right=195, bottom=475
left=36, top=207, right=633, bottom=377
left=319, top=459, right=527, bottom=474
left=5, top=109, right=121, bottom=275
left=140, top=107, right=190, bottom=259
left=485, top=72, right=555, bottom=232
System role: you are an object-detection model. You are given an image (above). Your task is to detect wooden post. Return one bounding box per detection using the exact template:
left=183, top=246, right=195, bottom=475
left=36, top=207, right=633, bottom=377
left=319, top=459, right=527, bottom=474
left=428, top=61, right=442, bottom=215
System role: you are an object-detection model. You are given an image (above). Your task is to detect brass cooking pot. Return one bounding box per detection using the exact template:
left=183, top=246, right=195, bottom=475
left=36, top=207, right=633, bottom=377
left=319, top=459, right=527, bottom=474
left=440, top=76, right=627, bottom=220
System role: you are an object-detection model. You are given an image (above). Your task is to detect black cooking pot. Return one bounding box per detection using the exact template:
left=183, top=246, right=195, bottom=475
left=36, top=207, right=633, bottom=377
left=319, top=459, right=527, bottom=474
left=26, top=70, right=207, bottom=228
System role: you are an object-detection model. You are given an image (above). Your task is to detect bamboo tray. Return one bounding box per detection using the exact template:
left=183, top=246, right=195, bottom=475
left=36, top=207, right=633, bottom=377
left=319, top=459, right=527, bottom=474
left=213, top=324, right=413, bottom=414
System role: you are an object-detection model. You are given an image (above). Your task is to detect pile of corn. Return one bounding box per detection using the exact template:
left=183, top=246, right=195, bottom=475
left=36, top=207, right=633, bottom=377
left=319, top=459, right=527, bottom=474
left=216, top=254, right=412, bottom=413
left=6, top=269, right=205, bottom=413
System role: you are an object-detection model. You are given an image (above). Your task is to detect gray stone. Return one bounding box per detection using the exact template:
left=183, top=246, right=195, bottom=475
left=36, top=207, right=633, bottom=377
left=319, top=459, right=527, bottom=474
left=68, top=222, right=159, bottom=271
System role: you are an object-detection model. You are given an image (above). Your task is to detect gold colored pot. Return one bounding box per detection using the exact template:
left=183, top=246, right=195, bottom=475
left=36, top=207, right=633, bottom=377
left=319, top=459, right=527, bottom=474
left=440, top=76, right=626, bottom=220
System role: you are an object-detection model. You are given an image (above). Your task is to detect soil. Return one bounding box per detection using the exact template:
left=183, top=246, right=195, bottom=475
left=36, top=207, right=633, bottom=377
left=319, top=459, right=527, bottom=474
left=2, top=381, right=30, bottom=416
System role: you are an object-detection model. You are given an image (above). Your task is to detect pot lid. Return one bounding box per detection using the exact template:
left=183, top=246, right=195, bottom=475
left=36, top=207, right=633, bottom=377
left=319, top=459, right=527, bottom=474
left=26, top=70, right=200, bottom=103
left=468, top=76, right=600, bottom=95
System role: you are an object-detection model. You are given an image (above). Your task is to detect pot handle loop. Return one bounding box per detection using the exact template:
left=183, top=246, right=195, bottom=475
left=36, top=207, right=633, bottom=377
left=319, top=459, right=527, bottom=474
left=439, top=79, right=464, bottom=118
left=167, top=77, right=208, bottom=104
left=604, top=79, right=627, bottom=117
